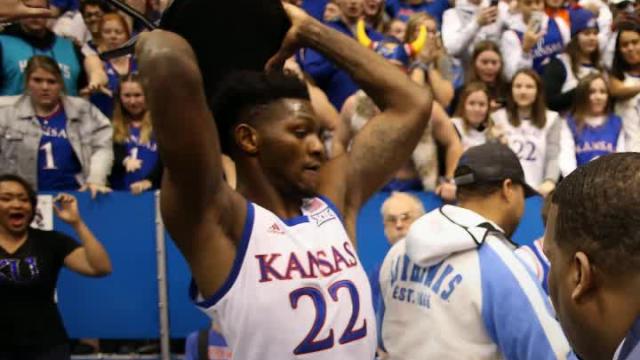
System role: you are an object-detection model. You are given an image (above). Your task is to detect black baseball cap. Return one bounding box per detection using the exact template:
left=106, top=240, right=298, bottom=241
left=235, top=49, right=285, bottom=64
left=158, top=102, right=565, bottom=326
left=454, top=142, right=539, bottom=198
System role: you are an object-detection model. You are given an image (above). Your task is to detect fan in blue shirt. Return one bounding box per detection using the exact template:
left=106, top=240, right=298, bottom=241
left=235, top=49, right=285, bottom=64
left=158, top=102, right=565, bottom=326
left=109, top=74, right=161, bottom=194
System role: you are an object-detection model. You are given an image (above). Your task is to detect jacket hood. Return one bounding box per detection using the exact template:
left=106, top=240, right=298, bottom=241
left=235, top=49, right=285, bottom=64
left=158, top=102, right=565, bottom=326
left=405, top=205, right=506, bottom=267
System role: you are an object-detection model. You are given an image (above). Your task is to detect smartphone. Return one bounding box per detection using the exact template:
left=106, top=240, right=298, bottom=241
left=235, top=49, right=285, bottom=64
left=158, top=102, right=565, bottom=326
left=529, top=12, right=543, bottom=33
left=490, top=0, right=499, bottom=7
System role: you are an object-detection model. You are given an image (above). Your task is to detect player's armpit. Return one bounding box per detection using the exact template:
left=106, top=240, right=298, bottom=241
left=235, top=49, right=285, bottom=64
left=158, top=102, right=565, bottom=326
left=160, top=172, right=248, bottom=299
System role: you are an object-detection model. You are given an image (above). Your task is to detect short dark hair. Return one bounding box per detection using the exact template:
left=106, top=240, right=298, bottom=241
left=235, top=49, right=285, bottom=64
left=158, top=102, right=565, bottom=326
left=210, top=71, right=310, bottom=153
left=456, top=181, right=504, bottom=201
left=0, top=174, right=38, bottom=211
left=80, top=0, right=110, bottom=14
left=552, top=153, right=640, bottom=274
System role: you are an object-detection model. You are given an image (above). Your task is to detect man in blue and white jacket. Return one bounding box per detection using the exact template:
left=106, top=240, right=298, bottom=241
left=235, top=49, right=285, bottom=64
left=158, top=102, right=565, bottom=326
left=379, top=142, right=575, bottom=359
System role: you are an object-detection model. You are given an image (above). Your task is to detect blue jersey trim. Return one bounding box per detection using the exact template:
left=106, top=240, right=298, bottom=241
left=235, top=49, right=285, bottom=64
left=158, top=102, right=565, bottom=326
left=318, top=194, right=344, bottom=224
left=190, top=201, right=255, bottom=308
left=282, top=215, right=309, bottom=226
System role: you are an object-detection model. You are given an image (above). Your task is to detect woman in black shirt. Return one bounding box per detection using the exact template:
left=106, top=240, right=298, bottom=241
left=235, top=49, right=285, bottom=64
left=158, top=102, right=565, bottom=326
left=0, top=174, right=112, bottom=359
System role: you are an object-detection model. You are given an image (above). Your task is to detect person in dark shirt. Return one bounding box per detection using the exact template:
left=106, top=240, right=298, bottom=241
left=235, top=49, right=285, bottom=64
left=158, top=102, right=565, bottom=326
left=0, top=174, right=112, bottom=359
left=543, top=8, right=601, bottom=113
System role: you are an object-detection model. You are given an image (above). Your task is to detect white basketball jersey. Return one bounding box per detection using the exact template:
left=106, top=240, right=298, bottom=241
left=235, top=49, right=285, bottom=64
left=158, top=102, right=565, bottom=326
left=491, top=109, right=559, bottom=187
left=192, top=197, right=377, bottom=360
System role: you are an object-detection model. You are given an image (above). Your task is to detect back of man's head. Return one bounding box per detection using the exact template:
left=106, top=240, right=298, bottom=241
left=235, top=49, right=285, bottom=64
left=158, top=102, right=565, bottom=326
left=552, top=153, right=640, bottom=275
left=211, top=71, right=310, bottom=154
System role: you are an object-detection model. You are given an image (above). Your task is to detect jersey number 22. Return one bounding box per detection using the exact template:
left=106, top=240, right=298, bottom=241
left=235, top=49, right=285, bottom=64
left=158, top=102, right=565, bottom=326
left=290, top=279, right=367, bottom=354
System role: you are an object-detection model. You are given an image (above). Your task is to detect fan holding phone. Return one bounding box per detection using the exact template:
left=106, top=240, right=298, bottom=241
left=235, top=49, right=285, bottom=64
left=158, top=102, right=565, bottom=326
left=441, top=0, right=506, bottom=62
left=500, top=0, right=571, bottom=79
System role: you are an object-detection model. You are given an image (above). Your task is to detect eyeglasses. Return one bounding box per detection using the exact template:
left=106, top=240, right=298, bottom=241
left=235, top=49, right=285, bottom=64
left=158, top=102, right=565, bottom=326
left=84, top=11, right=103, bottom=18
left=383, top=212, right=417, bottom=225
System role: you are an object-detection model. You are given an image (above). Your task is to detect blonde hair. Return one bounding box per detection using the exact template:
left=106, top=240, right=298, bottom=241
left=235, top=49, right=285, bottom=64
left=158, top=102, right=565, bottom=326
left=112, top=73, right=153, bottom=144
left=404, top=12, right=435, bottom=43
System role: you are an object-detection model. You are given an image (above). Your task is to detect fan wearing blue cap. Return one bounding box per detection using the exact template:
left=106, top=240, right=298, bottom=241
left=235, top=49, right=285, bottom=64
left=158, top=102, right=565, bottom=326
left=542, top=8, right=601, bottom=113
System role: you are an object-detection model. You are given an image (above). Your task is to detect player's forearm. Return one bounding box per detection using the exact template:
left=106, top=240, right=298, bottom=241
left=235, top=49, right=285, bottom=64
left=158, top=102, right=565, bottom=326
left=297, top=16, right=430, bottom=112
left=84, top=55, right=107, bottom=86
left=444, top=140, right=463, bottom=179
left=427, top=68, right=454, bottom=108
left=136, top=31, right=225, bottom=192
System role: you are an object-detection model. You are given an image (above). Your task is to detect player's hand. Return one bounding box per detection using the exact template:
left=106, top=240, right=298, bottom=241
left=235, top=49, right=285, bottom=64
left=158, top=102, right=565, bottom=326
left=124, top=157, right=143, bottom=173
left=265, top=2, right=313, bottom=72
left=79, top=183, right=112, bottom=199
left=79, top=84, right=112, bottom=97
left=53, top=193, right=82, bottom=225
left=0, top=0, right=54, bottom=22
left=477, top=6, right=498, bottom=26
left=435, top=181, right=457, bottom=203
left=130, top=180, right=152, bottom=195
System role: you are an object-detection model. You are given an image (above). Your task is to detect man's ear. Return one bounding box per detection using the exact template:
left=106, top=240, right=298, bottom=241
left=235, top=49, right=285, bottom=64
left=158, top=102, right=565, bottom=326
left=234, top=123, right=259, bottom=155
left=501, top=178, right=515, bottom=201
left=571, top=251, right=595, bottom=302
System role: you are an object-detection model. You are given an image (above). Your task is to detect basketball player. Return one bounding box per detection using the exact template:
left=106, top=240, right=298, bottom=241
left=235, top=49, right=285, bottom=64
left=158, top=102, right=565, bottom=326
left=544, top=153, right=640, bottom=360
left=135, top=2, right=432, bottom=359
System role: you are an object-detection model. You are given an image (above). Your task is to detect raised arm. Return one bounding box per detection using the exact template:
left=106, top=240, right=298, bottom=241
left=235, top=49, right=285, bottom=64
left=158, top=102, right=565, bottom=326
left=57, top=193, right=112, bottom=277
left=267, top=4, right=432, bottom=216
left=136, top=30, right=246, bottom=298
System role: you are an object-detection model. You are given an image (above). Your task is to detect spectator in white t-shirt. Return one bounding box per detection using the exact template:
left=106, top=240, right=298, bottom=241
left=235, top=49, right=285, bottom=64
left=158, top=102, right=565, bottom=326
left=452, top=81, right=493, bottom=151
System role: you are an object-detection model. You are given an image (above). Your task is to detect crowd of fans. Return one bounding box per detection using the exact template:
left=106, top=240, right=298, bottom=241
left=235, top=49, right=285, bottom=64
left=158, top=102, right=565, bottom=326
left=1, top=0, right=639, bottom=357
left=0, top=0, right=637, bottom=199
left=0, top=0, right=160, bottom=198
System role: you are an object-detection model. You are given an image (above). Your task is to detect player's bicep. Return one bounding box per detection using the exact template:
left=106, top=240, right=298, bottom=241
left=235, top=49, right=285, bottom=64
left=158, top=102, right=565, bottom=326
left=137, top=31, right=225, bottom=201
left=346, top=108, right=428, bottom=205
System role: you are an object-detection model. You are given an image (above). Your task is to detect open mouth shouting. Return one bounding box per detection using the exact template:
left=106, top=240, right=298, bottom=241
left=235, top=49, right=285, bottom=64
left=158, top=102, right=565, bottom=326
left=7, top=212, right=29, bottom=229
